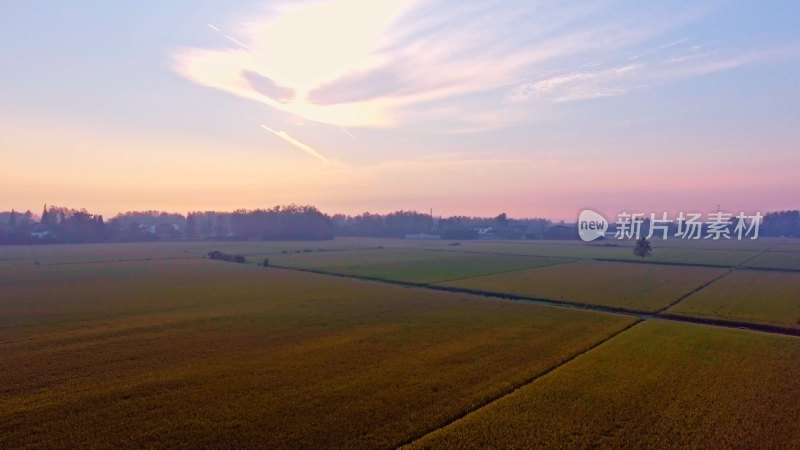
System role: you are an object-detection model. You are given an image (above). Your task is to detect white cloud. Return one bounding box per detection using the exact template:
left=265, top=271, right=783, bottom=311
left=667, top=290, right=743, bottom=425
left=174, top=1, right=797, bottom=130
left=508, top=44, right=799, bottom=104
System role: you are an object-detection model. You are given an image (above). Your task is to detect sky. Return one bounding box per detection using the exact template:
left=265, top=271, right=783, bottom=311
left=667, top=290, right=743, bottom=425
left=1, top=0, right=798, bottom=221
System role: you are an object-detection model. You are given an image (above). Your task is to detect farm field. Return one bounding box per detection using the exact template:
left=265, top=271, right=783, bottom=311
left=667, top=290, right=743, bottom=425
left=418, top=241, right=694, bottom=262
left=439, top=260, right=727, bottom=312
left=742, top=250, right=800, bottom=271
left=667, top=270, right=800, bottom=328
left=263, top=248, right=569, bottom=283
left=410, top=320, right=800, bottom=449
left=164, top=238, right=388, bottom=258
left=3, top=237, right=794, bottom=270
left=0, top=239, right=390, bottom=268
left=3, top=239, right=800, bottom=448
left=661, top=249, right=761, bottom=267
left=0, top=257, right=635, bottom=448
left=0, top=241, right=190, bottom=267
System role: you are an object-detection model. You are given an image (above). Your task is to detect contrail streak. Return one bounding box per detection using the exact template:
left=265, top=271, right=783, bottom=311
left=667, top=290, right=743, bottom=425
left=338, top=126, right=355, bottom=139
left=261, top=125, right=329, bottom=162
left=207, top=23, right=250, bottom=50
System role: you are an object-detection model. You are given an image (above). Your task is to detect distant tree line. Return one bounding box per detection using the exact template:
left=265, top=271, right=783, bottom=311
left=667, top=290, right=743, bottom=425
left=437, top=214, right=551, bottom=240
left=0, top=204, right=336, bottom=244
left=762, top=211, right=800, bottom=237
left=228, top=206, right=333, bottom=240
left=332, top=211, right=433, bottom=237
left=1, top=205, right=797, bottom=245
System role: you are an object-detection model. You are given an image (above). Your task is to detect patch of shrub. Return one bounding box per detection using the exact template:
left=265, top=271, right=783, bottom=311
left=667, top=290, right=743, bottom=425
left=207, top=250, right=246, bottom=264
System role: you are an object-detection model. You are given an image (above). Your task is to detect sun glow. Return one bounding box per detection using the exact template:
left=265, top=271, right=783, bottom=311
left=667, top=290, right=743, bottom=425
left=175, top=0, right=414, bottom=127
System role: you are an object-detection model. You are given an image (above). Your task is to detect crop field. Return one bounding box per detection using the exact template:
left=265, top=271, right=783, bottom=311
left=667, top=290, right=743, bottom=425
left=264, top=248, right=569, bottom=283
left=410, top=320, right=800, bottom=449
left=164, top=238, right=388, bottom=258
left=439, top=260, right=727, bottom=312
left=0, top=257, right=634, bottom=448
left=419, top=241, right=694, bottom=262
left=667, top=270, right=800, bottom=328
left=661, top=249, right=761, bottom=267
left=0, top=242, right=189, bottom=267
left=742, top=250, right=800, bottom=271
left=3, top=239, right=800, bottom=448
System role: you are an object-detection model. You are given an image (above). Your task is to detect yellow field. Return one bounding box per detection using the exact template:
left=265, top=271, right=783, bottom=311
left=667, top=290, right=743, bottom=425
left=667, top=270, right=800, bottom=328
left=410, top=320, right=800, bottom=449
left=3, top=239, right=799, bottom=448
left=439, top=260, right=727, bottom=312
left=0, top=258, right=634, bottom=448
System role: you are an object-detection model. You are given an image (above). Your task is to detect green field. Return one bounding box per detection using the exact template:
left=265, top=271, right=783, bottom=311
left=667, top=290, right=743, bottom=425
left=742, top=250, right=800, bottom=271
left=668, top=270, right=800, bottom=328
left=2, top=238, right=800, bottom=448
left=0, top=241, right=188, bottom=267
left=662, top=249, right=761, bottom=266
left=0, top=239, right=384, bottom=267
left=422, top=241, right=695, bottom=262
left=0, top=258, right=633, bottom=448
left=265, top=248, right=569, bottom=283
left=411, top=320, right=800, bottom=449
left=440, top=260, right=727, bottom=311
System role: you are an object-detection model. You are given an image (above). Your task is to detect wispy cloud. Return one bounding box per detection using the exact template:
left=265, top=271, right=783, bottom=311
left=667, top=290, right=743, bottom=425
left=260, top=125, right=329, bottom=163
left=508, top=44, right=799, bottom=103
left=174, top=1, right=798, bottom=131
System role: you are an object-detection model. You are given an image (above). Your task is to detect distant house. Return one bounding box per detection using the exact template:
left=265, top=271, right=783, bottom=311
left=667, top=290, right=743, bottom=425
left=31, top=230, right=53, bottom=239
left=404, top=233, right=441, bottom=239
left=477, top=227, right=496, bottom=239
left=29, top=224, right=53, bottom=240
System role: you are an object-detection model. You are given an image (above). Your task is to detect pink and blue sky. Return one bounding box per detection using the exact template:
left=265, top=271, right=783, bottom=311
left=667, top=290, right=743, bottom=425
left=1, top=0, right=798, bottom=220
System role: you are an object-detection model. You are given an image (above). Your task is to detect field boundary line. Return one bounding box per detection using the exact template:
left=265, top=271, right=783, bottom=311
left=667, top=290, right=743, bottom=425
left=736, top=265, right=800, bottom=273
left=406, top=245, right=800, bottom=273
left=413, top=248, right=800, bottom=273
left=266, top=265, right=800, bottom=337
left=395, top=320, right=643, bottom=448
left=655, top=269, right=734, bottom=313
left=408, top=247, right=577, bottom=261
left=428, top=258, right=580, bottom=285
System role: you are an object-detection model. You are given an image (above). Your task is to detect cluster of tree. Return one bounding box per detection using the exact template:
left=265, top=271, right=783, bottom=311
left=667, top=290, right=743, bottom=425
left=185, top=212, right=230, bottom=238
left=3, top=205, right=797, bottom=245
left=332, top=211, right=433, bottom=237
left=0, top=204, right=334, bottom=244
left=111, top=211, right=185, bottom=229
left=207, top=250, right=246, bottom=264
left=762, top=210, right=800, bottom=237
left=0, top=210, right=37, bottom=244
left=229, top=206, right=333, bottom=240
left=438, top=214, right=552, bottom=240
